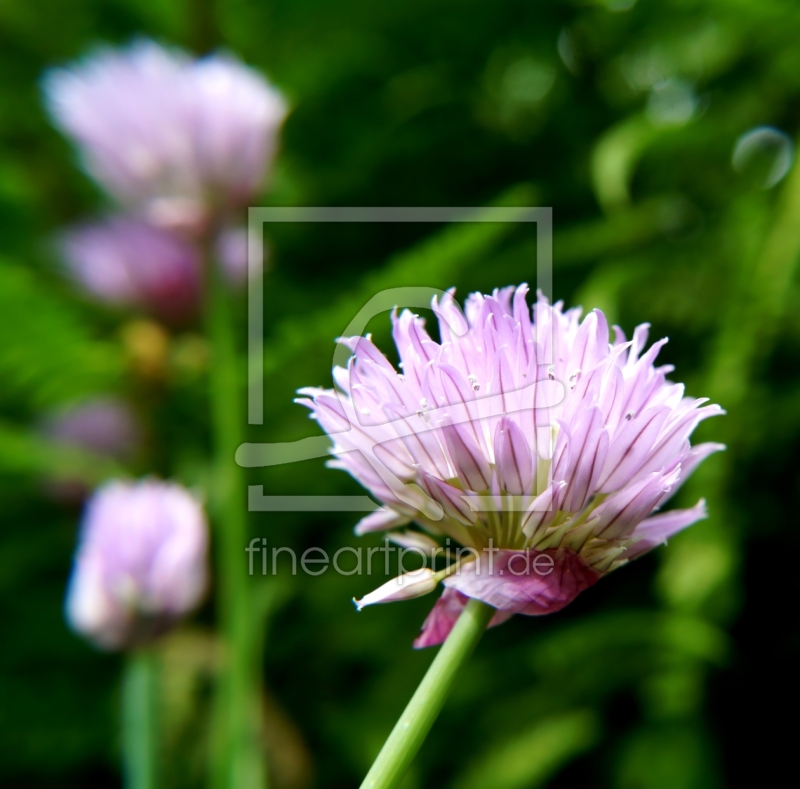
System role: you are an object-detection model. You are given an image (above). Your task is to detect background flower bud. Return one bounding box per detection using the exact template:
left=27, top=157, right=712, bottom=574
left=43, top=39, right=287, bottom=215
left=65, top=479, right=209, bottom=650
left=58, top=217, right=258, bottom=322
left=39, top=397, right=142, bottom=502
left=59, top=217, right=201, bottom=322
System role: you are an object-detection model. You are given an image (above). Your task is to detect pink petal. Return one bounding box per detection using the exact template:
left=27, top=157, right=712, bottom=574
left=384, top=405, right=451, bottom=480
left=386, top=530, right=440, bottom=554
left=592, top=470, right=675, bottom=541
left=343, top=335, right=396, bottom=373
left=413, top=588, right=512, bottom=648
left=442, top=422, right=492, bottom=492
left=354, top=508, right=410, bottom=536
left=372, top=439, right=417, bottom=480
left=443, top=549, right=599, bottom=615
left=569, top=309, right=609, bottom=374
left=493, top=416, right=533, bottom=496
left=419, top=473, right=478, bottom=525
left=512, top=284, right=533, bottom=344
left=432, top=289, right=469, bottom=341
left=628, top=323, right=651, bottom=364
left=437, top=364, right=485, bottom=451
left=556, top=407, right=609, bottom=512
left=521, top=482, right=565, bottom=538
left=645, top=405, right=725, bottom=473
left=677, top=442, right=726, bottom=483
left=599, top=407, right=670, bottom=492
left=623, top=499, right=708, bottom=559
left=354, top=568, right=438, bottom=610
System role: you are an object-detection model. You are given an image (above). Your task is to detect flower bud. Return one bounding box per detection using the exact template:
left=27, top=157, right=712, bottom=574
left=66, top=479, right=208, bottom=650
left=40, top=397, right=141, bottom=502
left=41, top=397, right=140, bottom=462
left=59, top=217, right=262, bottom=322
left=43, top=39, right=287, bottom=215
left=59, top=217, right=201, bottom=322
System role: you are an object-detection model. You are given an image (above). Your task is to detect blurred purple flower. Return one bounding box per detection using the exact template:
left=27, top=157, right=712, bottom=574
left=43, top=39, right=287, bottom=224
left=59, top=217, right=259, bottom=320
left=41, top=397, right=142, bottom=501
left=42, top=396, right=141, bottom=461
left=66, top=479, right=208, bottom=650
left=298, top=286, right=724, bottom=647
left=215, top=225, right=265, bottom=287
left=60, top=217, right=201, bottom=321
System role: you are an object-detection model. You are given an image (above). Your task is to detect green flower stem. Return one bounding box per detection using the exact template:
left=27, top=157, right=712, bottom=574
left=359, top=598, right=495, bottom=789
left=205, top=258, right=265, bottom=789
left=122, top=649, right=159, bottom=789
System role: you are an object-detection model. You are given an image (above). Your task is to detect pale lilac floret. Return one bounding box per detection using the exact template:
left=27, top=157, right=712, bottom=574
left=66, top=479, right=209, bottom=650
left=42, top=397, right=141, bottom=461
left=40, top=397, right=142, bottom=501
left=59, top=217, right=258, bottom=320
left=60, top=217, right=201, bottom=320
left=297, top=285, right=724, bottom=647
left=43, top=40, right=287, bottom=221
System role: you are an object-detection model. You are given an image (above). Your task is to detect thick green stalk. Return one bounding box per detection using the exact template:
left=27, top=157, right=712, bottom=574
left=205, top=261, right=265, bottom=789
left=122, top=650, right=159, bottom=789
left=359, top=598, right=495, bottom=789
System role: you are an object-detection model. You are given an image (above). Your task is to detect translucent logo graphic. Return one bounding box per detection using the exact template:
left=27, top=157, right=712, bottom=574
left=238, top=206, right=554, bottom=517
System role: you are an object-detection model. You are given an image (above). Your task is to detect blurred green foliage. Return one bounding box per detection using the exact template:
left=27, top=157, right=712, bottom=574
left=1, top=0, right=799, bottom=787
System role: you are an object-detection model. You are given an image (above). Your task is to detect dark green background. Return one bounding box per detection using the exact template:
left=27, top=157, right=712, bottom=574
left=1, top=0, right=798, bottom=787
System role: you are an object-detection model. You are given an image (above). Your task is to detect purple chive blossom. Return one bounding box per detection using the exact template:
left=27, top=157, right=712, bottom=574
left=59, top=217, right=258, bottom=321
left=60, top=217, right=201, bottom=321
left=66, top=479, right=208, bottom=650
left=43, top=39, right=287, bottom=225
left=42, top=397, right=141, bottom=462
left=297, top=286, right=724, bottom=648
left=40, top=397, right=142, bottom=502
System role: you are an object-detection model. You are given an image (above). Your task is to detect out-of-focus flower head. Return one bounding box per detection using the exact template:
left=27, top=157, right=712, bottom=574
left=43, top=39, right=287, bottom=227
left=60, top=217, right=200, bottom=321
left=297, top=285, right=724, bottom=647
left=40, top=397, right=142, bottom=501
left=59, top=217, right=259, bottom=321
left=42, top=396, right=141, bottom=461
left=215, top=225, right=265, bottom=287
left=66, top=478, right=208, bottom=650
